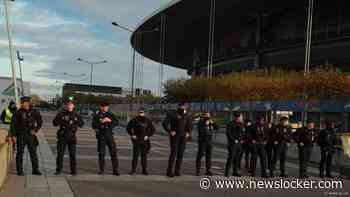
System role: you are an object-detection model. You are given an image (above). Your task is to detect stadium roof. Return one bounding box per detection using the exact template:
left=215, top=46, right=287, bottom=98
left=131, top=0, right=308, bottom=69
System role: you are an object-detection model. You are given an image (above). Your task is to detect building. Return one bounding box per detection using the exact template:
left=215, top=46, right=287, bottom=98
left=0, top=76, right=30, bottom=111
left=132, top=0, right=350, bottom=75
left=62, top=83, right=152, bottom=98
left=129, top=0, right=350, bottom=130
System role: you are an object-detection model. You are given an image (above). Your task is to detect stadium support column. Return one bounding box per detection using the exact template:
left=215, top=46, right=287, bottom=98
left=305, top=0, right=314, bottom=74
left=303, top=0, right=314, bottom=125
left=207, top=0, right=216, bottom=78
left=159, top=14, right=166, bottom=104
left=254, top=13, right=262, bottom=69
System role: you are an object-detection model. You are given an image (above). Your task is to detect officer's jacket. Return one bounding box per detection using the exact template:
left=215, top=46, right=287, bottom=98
left=162, top=111, right=192, bottom=137
left=317, top=128, right=337, bottom=148
left=251, top=124, right=269, bottom=144
left=197, top=118, right=218, bottom=139
left=92, top=111, right=118, bottom=135
left=243, top=124, right=254, bottom=144
left=11, top=108, right=42, bottom=136
left=53, top=111, right=84, bottom=135
left=226, top=121, right=244, bottom=144
left=127, top=116, right=155, bottom=140
left=270, top=124, right=292, bottom=145
left=293, top=127, right=318, bottom=147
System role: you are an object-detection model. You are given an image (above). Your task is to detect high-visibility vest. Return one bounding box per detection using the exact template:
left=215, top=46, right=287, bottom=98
left=4, top=107, right=13, bottom=124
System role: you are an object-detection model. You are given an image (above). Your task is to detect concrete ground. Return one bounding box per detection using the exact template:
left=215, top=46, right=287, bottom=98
left=1, top=112, right=349, bottom=197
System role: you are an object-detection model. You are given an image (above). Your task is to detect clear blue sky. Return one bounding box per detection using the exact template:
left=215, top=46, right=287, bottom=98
left=0, top=0, right=187, bottom=98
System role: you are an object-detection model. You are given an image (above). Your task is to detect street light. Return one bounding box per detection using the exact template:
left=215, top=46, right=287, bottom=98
left=112, top=21, right=159, bottom=112
left=16, top=50, right=24, bottom=96
left=76, top=58, right=107, bottom=112
left=76, top=58, right=107, bottom=95
left=77, top=58, right=107, bottom=91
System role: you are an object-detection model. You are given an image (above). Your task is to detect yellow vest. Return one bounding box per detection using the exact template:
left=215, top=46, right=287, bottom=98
left=4, top=107, right=13, bottom=124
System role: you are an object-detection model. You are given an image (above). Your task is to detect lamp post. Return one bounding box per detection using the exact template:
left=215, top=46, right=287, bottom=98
left=112, top=21, right=159, bottom=112
left=77, top=58, right=107, bottom=111
left=16, top=50, right=24, bottom=96
left=77, top=58, right=107, bottom=95
left=4, top=0, right=19, bottom=105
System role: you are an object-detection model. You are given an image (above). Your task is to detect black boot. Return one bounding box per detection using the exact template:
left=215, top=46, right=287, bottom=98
left=166, top=171, right=174, bottom=178
left=129, top=169, right=136, bottom=175
left=196, top=169, right=200, bottom=176
left=142, top=169, right=149, bottom=175
left=205, top=170, right=213, bottom=176
left=113, top=170, right=120, bottom=176
left=33, top=170, right=42, bottom=176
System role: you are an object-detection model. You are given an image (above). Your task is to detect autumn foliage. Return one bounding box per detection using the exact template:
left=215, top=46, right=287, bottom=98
left=163, top=67, right=350, bottom=103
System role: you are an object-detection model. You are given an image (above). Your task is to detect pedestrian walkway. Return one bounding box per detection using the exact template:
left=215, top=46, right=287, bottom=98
left=0, top=130, right=74, bottom=197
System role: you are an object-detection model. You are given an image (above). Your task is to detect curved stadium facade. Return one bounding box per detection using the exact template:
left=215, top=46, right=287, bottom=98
left=131, top=0, right=350, bottom=75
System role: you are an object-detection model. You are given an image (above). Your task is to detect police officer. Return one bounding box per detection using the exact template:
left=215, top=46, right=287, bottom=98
left=53, top=97, right=84, bottom=175
left=11, top=97, right=42, bottom=176
left=250, top=117, right=268, bottom=178
left=196, top=112, right=218, bottom=176
left=1, top=101, right=17, bottom=124
left=127, top=108, right=155, bottom=175
left=270, top=116, right=292, bottom=177
left=163, top=103, right=192, bottom=177
left=265, top=121, right=274, bottom=177
left=293, top=120, right=317, bottom=179
left=318, top=121, right=337, bottom=178
left=225, top=113, right=244, bottom=177
left=240, top=119, right=253, bottom=170
left=92, top=102, right=119, bottom=175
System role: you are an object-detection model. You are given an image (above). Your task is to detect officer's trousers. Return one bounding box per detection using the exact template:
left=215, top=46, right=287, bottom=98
left=131, top=140, right=150, bottom=171
left=250, top=143, right=267, bottom=177
left=196, top=136, right=212, bottom=172
left=16, top=134, right=39, bottom=174
left=167, top=135, right=186, bottom=174
left=97, top=134, right=118, bottom=173
left=56, top=136, right=76, bottom=173
left=225, top=143, right=242, bottom=176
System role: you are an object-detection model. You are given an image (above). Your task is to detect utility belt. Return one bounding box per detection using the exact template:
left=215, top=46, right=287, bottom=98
left=57, top=127, right=76, bottom=138
left=16, top=129, right=35, bottom=136
left=16, top=130, right=39, bottom=146
left=96, top=128, right=113, bottom=137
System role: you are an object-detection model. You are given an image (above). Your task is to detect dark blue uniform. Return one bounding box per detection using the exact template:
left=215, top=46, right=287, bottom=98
left=92, top=111, right=119, bottom=175
left=250, top=123, right=268, bottom=177
left=11, top=108, right=42, bottom=175
left=53, top=110, right=84, bottom=175
left=195, top=118, right=218, bottom=175
left=127, top=116, right=155, bottom=174
left=293, top=127, right=317, bottom=178
left=163, top=110, right=192, bottom=177
left=317, top=127, right=337, bottom=178
left=225, top=121, right=244, bottom=176
left=270, top=124, right=292, bottom=177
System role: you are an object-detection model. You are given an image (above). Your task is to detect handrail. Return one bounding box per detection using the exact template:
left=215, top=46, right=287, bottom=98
left=0, top=129, right=12, bottom=191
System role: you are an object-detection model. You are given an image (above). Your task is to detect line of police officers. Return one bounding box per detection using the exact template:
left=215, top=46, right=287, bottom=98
left=9, top=98, right=338, bottom=178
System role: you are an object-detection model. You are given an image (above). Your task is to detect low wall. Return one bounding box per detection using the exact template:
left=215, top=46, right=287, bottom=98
left=0, top=128, right=12, bottom=190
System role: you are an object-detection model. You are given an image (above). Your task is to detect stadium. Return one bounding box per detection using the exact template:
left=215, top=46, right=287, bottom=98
left=131, top=0, right=350, bottom=75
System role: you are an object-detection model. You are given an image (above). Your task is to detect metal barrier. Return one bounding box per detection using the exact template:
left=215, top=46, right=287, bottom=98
left=338, top=133, right=350, bottom=178
left=0, top=128, right=12, bottom=190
